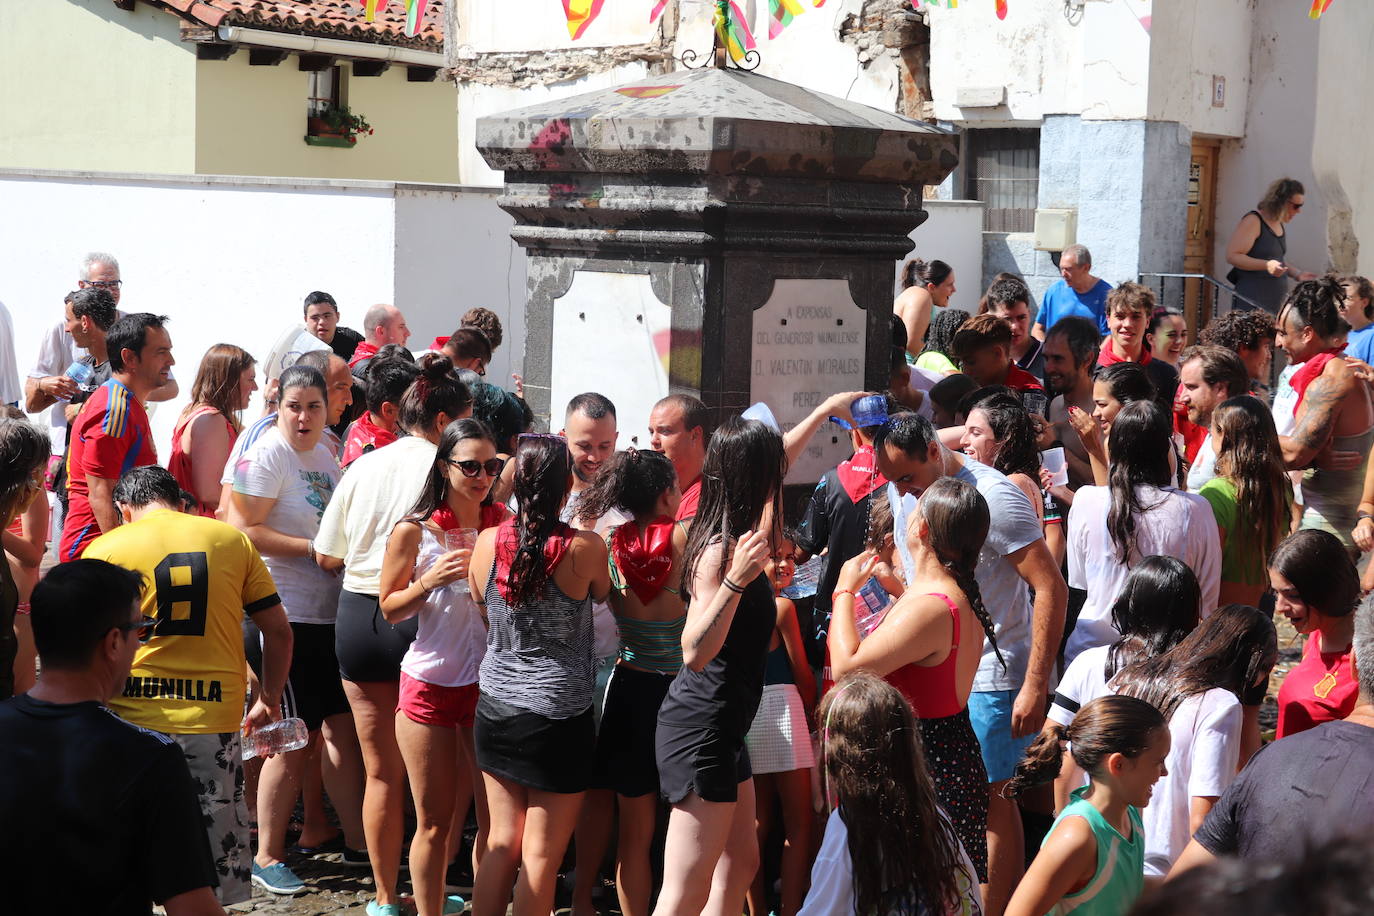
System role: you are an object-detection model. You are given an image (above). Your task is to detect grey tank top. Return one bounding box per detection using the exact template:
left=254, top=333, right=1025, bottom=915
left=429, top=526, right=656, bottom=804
left=1233, top=210, right=1289, bottom=311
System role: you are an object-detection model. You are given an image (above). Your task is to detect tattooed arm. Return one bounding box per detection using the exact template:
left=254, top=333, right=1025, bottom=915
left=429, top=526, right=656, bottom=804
left=680, top=530, right=770, bottom=671
left=1280, top=366, right=1352, bottom=469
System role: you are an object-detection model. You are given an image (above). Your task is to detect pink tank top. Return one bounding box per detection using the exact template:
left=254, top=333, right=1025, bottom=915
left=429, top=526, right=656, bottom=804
left=884, top=593, right=965, bottom=720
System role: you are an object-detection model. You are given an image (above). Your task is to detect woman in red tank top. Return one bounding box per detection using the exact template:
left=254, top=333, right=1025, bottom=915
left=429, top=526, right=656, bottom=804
left=828, top=476, right=1001, bottom=887
left=169, top=344, right=256, bottom=517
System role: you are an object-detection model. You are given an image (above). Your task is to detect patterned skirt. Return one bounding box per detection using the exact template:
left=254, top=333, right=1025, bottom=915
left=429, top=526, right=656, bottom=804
left=919, top=707, right=989, bottom=883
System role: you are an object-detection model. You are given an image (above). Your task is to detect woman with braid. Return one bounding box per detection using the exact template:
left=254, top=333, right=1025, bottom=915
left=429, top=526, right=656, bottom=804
left=828, top=475, right=998, bottom=887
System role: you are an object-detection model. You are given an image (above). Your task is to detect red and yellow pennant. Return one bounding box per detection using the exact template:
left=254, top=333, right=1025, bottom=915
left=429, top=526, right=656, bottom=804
left=562, top=0, right=607, bottom=39
left=1310, top=0, right=1333, bottom=18
left=615, top=84, right=684, bottom=98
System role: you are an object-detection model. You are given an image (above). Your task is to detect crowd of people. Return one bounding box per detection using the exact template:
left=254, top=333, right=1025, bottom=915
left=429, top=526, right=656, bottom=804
left=4, top=230, right=1374, bottom=916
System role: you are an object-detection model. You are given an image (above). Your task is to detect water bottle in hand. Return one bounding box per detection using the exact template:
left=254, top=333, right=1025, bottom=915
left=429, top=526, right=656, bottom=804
left=241, top=717, right=309, bottom=760
left=54, top=361, right=95, bottom=402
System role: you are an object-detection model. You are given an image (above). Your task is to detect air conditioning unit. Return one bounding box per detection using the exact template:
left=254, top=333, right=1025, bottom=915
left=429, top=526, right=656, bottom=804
left=1033, top=208, right=1077, bottom=252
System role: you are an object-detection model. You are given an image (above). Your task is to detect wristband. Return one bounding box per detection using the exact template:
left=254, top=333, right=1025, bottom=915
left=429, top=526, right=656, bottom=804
left=1359, top=511, right=1373, bottom=523
left=306, top=540, right=316, bottom=562
left=722, top=576, right=745, bottom=594
left=832, top=589, right=857, bottom=602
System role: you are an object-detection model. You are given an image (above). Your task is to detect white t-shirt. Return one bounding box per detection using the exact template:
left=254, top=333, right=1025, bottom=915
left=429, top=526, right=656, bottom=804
left=799, top=808, right=984, bottom=916
left=221, top=413, right=278, bottom=485
left=232, top=427, right=342, bottom=623
left=1065, top=485, right=1220, bottom=666
left=1047, top=644, right=1112, bottom=726
left=314, top=435, right=437, bottom=595
left=1186, top=433, right=1217, bottom=491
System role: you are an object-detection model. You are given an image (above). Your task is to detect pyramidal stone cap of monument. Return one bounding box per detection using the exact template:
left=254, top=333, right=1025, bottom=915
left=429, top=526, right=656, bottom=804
left=477, top=67, right=957, bottom=486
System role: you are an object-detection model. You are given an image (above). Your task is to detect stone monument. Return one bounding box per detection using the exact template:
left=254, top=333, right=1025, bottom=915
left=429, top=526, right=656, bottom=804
left=477, top=65, right=957, bottom=484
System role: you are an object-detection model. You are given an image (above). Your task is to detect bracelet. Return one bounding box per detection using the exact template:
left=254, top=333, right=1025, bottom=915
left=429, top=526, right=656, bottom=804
left=832, top=589, right=857, bottom=602
left=1359, top=512, right=1373, bottom=522
left=417, top=572, right=432, bottom=592
left=305, top=540, right=315, bottom=562
left=721, top=576, right=745, bottom=594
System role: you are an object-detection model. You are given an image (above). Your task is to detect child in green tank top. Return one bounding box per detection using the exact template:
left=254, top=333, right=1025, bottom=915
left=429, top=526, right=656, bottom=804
left=1003, top=695, right=1170, bottom=916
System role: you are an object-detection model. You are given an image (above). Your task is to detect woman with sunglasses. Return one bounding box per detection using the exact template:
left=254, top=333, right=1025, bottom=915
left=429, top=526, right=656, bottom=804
left=468, top=433, right=610, bottom=916
left=379, top=419, right=509, bottom=916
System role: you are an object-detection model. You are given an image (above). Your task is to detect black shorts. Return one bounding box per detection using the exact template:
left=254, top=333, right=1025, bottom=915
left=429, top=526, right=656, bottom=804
left=335, top=589, right=418, bottom=684
left=247, top=621, right=351, bottom=732
left=474, top=693, right=594, bottom=794
left=593, top=665, right=675, bottom=798
left=655, top=719, right=752, bottom=804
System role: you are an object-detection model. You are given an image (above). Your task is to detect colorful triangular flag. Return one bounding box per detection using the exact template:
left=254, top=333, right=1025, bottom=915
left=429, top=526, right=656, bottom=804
left=650, top=0, right=670, bottom=23
left=769, top=0, right=806, bottom=38
left=563, top=0, right=607, bottom=39
left=714, top=0, right=757, bottom=63
left=1310, top=0, right=1333, bottom=18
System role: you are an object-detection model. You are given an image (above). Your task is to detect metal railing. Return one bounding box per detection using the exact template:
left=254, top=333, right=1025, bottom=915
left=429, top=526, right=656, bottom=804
left=1137, top=272, right=1266, bottom=335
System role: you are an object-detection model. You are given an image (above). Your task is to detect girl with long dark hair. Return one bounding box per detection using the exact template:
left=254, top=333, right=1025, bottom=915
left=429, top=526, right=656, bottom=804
left=1198, top=396, right=1293, bottom=607
left=170, top=342, right=256, bottom=516
left=896, top=258, right=958, bottom=363
left=575, top=448, right=686, bottom=916
left=1270, top=529, right=1362, bottom=739
left=829, top=476, right=998, bottom=886
left=1005, top=696, right=1168, bottom=916
left=1111, top=604, right=1276, bottom=876
left=798, top=671, right=982, bottom=916
left=651, top=416, right=783, bottom=916
left=1065, top=400, right=1220, bottom=666
left=468, top=433, right=610, bottom=916
left=960, top=391, right=1061, bottom=563
left=1066, top=362, right=1157, bottom=485
left=378, top=418, right=511, bottom=916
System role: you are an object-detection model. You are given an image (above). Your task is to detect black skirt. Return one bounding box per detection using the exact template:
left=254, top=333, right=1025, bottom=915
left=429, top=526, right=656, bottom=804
left=474, top=692, right=595, bottom=794
left=594, top=665, right=676, bottom=798
left=655, top=719, right=753, bottom=805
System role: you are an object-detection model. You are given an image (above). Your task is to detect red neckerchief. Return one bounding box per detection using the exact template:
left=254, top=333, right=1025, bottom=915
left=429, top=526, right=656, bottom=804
left=836, top=444, right=888, bottom=503
left=348, top=340, right=379, bottom=368
left=1004, top=364, right=1045, bottom=393
left=1097, top=339, right=1151, bottom=368
left=493, top=518, right=572, bottom=601
left=1292, top=348, right=1345, bottom=409
left=430, top=335, right=451, bottom=352
left=341, top=411, right=397, bottom=467
left=610, top=517, right=676, bottom=604
left=433, top=502, right=508, bottom=532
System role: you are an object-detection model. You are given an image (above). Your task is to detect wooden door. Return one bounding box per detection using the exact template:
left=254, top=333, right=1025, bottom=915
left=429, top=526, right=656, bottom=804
left=1185, top=140, right=1220, bottom=337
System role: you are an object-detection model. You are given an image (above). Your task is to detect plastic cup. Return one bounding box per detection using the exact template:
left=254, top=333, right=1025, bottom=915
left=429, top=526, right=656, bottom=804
left=1041, top=447, right=1069, bottom=487
left=443, top=528, right=478, bottom=595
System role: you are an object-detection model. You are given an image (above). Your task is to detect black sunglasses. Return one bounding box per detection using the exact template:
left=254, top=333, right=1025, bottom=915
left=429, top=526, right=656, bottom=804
left=118, top=615, right=160, bottom=643
left=446, top=457, right=505, bottom=478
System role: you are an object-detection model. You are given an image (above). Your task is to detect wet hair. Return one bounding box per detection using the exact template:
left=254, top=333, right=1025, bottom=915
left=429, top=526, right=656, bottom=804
left=471, top=381, right=526, bottom=454
left=1007, top=694, right=1165, bottom=796
left=653, top=393, right=710, bottom=442
left=1258, top=177, right=1304, bottom=219
left=1105, top=400, right=1174, bottom=562
left=966, top=391, right=1039, bottom=479
left=460, top=306, right=503, bottom=350
left=872, top=411, right=938, bottom=459
left=819, top=672, right=968, bottom=916
left=30, top=559, right=145, bottom=671
left=1338, top=275, right=1374, bottom=321
left=864, top=486, right=894, bottom=553
left=918, top=477, right=1002, bottom=670
left=1046, top=315, right=1103, bottom=369
left=1114, top=604, right=1278, bottom=721
left=1212, top=396, right=1292, bottom=563
left=398, top=353, right=472, bottom=434
left=405, top=418, right=499, bottom=523
left=1269, top=529, right=1360, bottom=618
left=113, top=465, right=182, bottom=510
left=507, top=434, right=575, bottom=607
left=683, top=416, right=786, bottom=586
left=1105, top=282, right=1156, bottom=318
left=445, top=327, right=492, bottom=364
left=902, top=258, right=953, bottom=290
left=183, top=343, right=256, bottom=435
left=1104, top=556, right=1201, bottom=680
left=1281, top=277, right=1349, bottom=340
left=950, top=312, right=1011, bottom=363
left=566, top=391, right=616, bottom=422
left=576, top=448, right=677, bottom=521
left=107, top=313, right=170, bottom=372
left=928, top=374, right=978, bottom=424
left=1093, top=361, right=1156, bottom=407
left=277, top=364, right=327, bottom=402
left=1180, top=345, right=1249, bottom=398
left=68, top=287, right=117, bottom=332
left=302, top=291, right=337, bottom=316
left=363, top=356, right=420, bottom=415
left=920, top=308, right=971, bottom=361
left=1147, top=306, right=1185, bottom=352
left=1198, top=309, right=1278, bottom=357
left=981, top=276, right=1031, bottom=314
left=0, top=416, right=51, bottom=522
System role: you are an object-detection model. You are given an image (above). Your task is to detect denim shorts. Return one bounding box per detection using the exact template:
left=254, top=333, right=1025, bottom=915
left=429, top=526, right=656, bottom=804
left=968, top=689, right=1036, bottom=784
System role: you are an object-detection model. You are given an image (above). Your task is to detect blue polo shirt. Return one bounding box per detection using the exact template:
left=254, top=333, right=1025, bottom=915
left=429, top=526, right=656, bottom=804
left=1040, top=278, right=1113, bottom=335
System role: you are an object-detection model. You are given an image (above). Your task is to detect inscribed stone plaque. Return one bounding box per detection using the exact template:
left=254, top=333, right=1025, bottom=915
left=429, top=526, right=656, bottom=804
left=550, top=270, right=671, bottom=442
left=750, top=279, right=867, bottom=485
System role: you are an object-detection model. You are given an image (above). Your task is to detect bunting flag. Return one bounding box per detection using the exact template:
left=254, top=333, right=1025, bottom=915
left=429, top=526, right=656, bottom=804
left=769, top=0, right=806, bottom=37
left=714, top=0, right=757, bottom=63
left=650, top=0, right=670, bottom=23
left=563, top=0, right=607, bottom=39
left=911, top=0, right=958, bottom=10
left=1309, top=0, right=1333, bottom=18
left=404, top=0, right=428, bottom=36
left=363, top=0, right=386, bottom=20
left=995, top=0, right=1007, bottom=18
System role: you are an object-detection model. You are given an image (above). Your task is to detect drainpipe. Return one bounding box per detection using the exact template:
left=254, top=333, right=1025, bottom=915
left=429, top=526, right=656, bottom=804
left=215, top=25, right=445, bottom=67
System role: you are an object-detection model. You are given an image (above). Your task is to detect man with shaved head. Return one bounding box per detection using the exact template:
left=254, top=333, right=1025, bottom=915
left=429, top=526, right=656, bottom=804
left=348, top=304, right=410, bottom=379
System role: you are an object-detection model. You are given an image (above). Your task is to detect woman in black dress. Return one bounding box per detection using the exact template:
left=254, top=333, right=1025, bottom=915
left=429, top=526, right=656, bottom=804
left=652, top=416, right=785, bottom=916
left=1225, top=177, right=1312, bottom=311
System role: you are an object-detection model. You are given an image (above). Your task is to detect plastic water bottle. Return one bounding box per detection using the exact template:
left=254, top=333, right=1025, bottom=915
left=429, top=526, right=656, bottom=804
left=241, top=717, right=309, bottom=760
left=854, top=578, right=892, bottom=638
left=782, top=556, right=822, bottom=599
left=54, top=360, right=95, bottom=402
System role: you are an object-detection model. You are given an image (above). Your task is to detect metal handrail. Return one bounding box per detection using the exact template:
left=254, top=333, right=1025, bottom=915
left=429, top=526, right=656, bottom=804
left=1137, top=272, right=1266, bottom=314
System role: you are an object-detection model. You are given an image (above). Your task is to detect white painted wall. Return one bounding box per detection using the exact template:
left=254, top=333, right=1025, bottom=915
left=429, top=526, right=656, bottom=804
left=1148, top=0, right=1251, bottom=138
left=454, top=0, right=662, bottom=53
left=902, top=200, right=985, bottom=306
left=0, top=170, right=525, bottom=457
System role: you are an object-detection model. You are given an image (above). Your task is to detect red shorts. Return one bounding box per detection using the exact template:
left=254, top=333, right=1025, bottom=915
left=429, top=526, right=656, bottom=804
left=398, top=673, right=479, bottom=729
